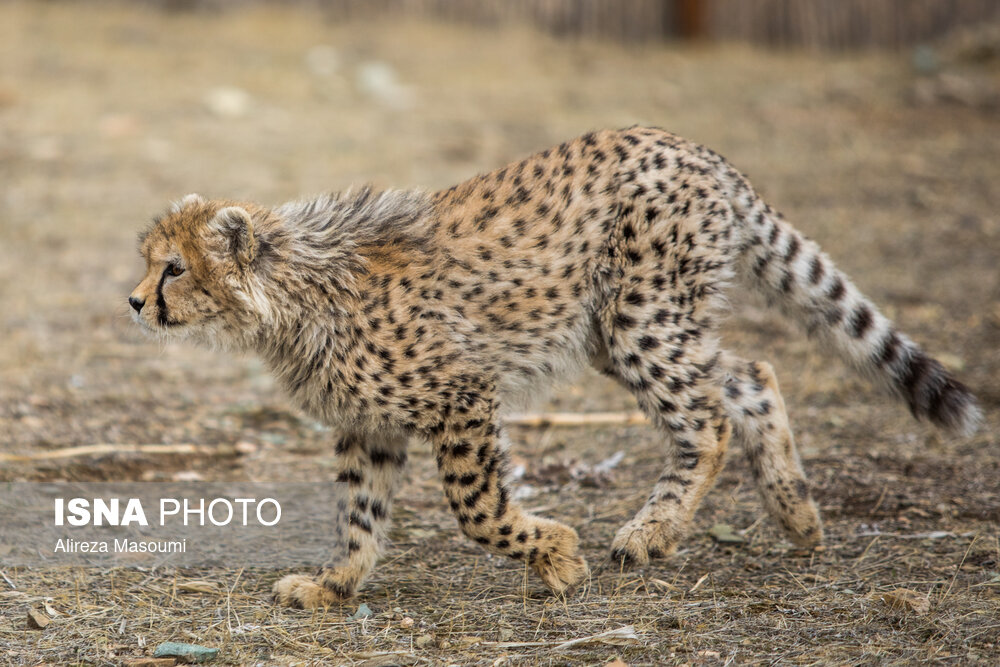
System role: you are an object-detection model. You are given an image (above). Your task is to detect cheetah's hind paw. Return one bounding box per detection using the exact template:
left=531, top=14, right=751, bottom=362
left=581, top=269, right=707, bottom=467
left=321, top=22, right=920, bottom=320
left=272, top=574, right=352, bottom=609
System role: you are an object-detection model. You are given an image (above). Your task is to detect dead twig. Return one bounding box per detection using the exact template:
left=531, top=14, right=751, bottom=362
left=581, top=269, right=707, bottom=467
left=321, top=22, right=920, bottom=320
left=0, top=443, right=236, bottom=463
left=506, top=411, right=648, bottom=427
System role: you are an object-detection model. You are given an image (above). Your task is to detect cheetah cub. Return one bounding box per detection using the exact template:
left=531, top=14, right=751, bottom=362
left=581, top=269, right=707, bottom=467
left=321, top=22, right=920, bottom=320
left=131, top=127, right=980, bottom=607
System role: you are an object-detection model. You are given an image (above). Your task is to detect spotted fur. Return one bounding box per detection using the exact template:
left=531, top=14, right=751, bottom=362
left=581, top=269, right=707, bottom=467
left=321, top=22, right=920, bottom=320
left=130, top=127, right=980, bottom=607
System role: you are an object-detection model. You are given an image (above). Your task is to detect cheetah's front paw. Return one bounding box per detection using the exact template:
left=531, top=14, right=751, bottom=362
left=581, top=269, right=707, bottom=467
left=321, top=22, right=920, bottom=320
left=272, top=574, right=352, bottom=609
left=529, top=519, right=589, bottom=595
left=533, top=549, right=589, bottom=595
left=610, top=518, right=680, bottom=567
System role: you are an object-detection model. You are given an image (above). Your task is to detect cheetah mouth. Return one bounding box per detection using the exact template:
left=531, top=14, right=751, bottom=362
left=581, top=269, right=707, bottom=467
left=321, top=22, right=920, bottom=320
left=131, top=310, right=185, bottom=334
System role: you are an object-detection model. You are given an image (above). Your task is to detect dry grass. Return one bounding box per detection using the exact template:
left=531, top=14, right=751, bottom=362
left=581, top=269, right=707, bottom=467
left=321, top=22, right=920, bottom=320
left=1, top=2, right=998, bottom=664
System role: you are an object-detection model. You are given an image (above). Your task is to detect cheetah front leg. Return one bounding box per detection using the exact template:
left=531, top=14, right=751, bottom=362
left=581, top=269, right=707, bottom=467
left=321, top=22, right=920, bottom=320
left=427, top=406, right=588, bottom=595
left=273, top=431, right=406, bottom=608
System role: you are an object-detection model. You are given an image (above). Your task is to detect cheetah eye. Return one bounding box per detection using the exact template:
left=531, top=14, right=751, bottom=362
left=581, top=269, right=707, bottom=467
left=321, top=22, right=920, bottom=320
left=167, top=263, right=185, bottom=277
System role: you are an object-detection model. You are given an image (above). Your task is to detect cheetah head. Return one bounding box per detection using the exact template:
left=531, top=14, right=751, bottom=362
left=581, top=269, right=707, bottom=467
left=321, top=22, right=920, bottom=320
left=130, top=193, right=273, bottom=347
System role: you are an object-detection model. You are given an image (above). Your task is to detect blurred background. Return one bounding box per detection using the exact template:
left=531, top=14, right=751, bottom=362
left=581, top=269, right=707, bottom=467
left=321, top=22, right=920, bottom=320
left=4, top=0, right=998, bottom=452
left=1, top=1, right=999, bottom=664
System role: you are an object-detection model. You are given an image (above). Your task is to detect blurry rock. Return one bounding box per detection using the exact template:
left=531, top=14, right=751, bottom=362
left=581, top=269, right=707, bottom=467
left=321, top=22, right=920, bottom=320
left=171, top=471, right=204, bottom=482
left=27, top=608, right=50, bottom=629
left=203, top=87, right=251, bottom=118
left=347, top=602, right=373, bottom=620
left=708, top=523, right=745, bottom=544
left=234, top=441, right=258, bottom=455
left=305, top=45, right=340, bottom=77
left=153, top=641, right=219, bottom=663
left=912, top=46, right=939, bottom=75
left=356, top=61, right=412, bottom=109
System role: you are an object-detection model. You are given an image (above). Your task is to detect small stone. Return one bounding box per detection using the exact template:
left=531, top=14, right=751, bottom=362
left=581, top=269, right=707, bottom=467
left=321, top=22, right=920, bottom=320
left=912, top=45, right=939, bottom=74
left=152, top=642, right=219, bottom=663
left=708, top=523, right=745, bottom=544
left=203, top=87, right=251, bottom=118
left=126, top=659, right=177, bottom=667
left=27, top=609, right=50, bottom=629
left=415, top=634, right=434, bottom=648
left=356, top=61, right=411, bottom=108
left=399, top=616, right=414, bottom=629
left=347, top=603, right=373, bottom=620
left=234, top=441, right=258, bottom=455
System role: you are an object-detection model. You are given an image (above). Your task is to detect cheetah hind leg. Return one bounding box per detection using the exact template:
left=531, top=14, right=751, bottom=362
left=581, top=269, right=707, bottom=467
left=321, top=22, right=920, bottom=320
left=720, top=355, right=823, bottom=547
left=599, top=344, right=732, bottom=566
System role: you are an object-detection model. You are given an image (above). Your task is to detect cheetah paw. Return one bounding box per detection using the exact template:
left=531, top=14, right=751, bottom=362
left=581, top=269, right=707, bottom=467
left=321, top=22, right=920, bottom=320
left=609, top=518, right=679, bottom=567
left=528, top=520, right=589, bottom=595
left=272, top=574, right=352, bottom=609
left=533, top=549, right=589, bottom=596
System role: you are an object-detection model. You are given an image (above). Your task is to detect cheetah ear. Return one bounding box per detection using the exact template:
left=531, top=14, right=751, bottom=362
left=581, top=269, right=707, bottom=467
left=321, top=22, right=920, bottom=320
left=171, top=193, right=205, bottom=213
left=210, top=206, right=256, bottom=267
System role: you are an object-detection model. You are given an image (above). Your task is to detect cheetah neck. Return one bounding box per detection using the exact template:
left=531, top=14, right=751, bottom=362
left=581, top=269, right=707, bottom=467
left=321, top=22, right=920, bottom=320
left=239, top=188, right=435, bottom=422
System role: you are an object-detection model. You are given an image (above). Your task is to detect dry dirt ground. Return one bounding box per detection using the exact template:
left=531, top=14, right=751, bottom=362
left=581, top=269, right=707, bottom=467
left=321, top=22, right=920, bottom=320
left=1, top=3, right=999, bottom=665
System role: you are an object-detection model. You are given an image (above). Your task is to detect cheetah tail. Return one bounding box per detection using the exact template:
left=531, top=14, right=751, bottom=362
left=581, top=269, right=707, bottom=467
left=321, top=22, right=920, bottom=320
left=733, top=200, right=981, bottom=437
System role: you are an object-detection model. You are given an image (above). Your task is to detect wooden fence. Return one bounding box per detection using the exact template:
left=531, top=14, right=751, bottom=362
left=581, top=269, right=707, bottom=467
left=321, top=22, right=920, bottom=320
left=159, top=0, right=1000, bottom=49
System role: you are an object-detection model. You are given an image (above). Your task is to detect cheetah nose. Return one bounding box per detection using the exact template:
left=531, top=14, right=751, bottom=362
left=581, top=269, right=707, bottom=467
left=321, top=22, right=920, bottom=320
left=128, top=296, right=145, bottom=313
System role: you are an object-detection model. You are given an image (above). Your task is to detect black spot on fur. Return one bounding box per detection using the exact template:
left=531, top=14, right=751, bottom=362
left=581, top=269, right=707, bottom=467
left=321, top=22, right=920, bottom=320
left=827, top=276, right=846, bottom=301
left=808, top=256, right=824, bottom=285
left=849, top=304, right=873, bottom=339
left=875, top=330, right=900, bottom=367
